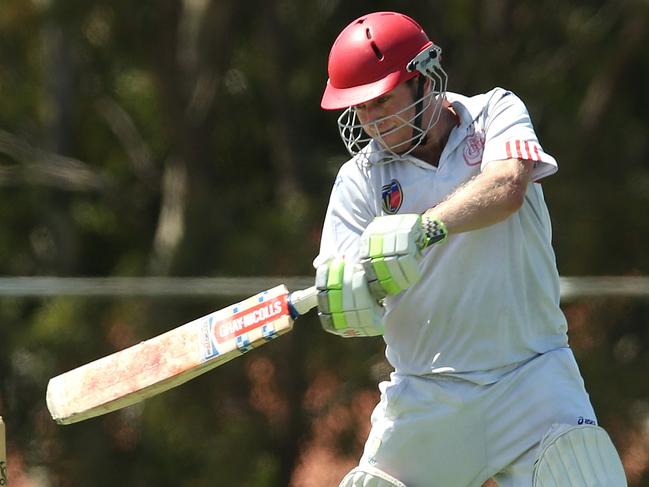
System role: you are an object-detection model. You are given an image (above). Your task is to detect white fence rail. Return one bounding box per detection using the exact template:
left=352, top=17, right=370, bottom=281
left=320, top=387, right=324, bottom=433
left=0, top=276, right=313, bottom=297
left=0, top=276, right=647, bottom=300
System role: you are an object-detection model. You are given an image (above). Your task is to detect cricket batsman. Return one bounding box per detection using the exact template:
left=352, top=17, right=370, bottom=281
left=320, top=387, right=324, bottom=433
left=314, top=11, right=627, bottom=486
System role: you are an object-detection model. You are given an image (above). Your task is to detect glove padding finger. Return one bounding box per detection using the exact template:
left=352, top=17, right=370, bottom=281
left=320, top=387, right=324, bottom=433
left=316, top=257, right=384, bottom=338
left=360, top=214, right=447, bottom=297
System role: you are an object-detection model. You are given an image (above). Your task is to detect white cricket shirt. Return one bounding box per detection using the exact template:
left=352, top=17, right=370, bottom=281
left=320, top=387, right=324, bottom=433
left=315, top=88, right=569, bottom=384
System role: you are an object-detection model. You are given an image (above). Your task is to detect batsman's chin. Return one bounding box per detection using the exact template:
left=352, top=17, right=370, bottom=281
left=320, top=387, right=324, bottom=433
left=377, top=135, right=412, bottom=155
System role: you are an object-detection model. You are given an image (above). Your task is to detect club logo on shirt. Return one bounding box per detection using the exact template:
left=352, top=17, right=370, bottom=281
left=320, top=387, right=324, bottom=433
left=464, top=126, right=485, bottom=166
left=381, top=179, right=403, bottom=214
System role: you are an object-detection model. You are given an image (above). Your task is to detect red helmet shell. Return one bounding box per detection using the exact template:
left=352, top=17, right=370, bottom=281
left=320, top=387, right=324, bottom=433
left=321, top=12, right=433, bottom=110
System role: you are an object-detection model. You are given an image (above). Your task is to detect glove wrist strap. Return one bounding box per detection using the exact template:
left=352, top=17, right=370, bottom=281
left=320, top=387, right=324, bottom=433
left=422, top=216, right=448, bottom=247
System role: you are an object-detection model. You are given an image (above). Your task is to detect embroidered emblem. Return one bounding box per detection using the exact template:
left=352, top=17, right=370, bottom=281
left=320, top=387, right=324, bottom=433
left=463, top=126, right=485, bottom=166
left=381, top=179, right=403, bottom=214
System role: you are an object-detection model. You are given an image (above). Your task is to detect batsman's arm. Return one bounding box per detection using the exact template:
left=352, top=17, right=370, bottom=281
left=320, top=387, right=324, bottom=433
left=424, top=158, right=534, bottom=234
left=356, top=159, right=533, bottom=298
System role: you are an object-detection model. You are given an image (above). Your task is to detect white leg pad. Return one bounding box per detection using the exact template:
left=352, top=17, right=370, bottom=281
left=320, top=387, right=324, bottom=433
left=339, top=465, right=407, bottom=487
left=533, top=424, right=627, bottom=486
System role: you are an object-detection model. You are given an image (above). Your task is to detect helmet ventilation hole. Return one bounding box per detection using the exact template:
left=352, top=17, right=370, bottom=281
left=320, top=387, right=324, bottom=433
left=363, top=28, right=383, bottom=59
left=370, top=41, right=383, bottom=60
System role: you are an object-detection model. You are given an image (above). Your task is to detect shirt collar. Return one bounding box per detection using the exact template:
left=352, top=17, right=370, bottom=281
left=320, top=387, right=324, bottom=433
left=447, top=91, right=483, bottom=127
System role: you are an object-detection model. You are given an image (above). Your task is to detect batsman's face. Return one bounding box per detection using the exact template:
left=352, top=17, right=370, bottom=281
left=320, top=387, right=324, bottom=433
left=353, top=82, right=425, bottom=153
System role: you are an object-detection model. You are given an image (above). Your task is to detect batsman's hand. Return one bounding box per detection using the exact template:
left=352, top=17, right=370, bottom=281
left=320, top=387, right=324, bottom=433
left=359, top=214, right=447, bottom=298
left=316, top=257, right=384, bottom=338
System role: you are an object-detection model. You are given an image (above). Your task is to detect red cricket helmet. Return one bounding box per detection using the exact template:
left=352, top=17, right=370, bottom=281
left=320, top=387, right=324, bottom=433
left=321, top=12, right=433, bottom=110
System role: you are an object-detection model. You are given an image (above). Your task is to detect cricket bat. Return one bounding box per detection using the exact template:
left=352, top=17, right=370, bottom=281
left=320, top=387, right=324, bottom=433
left=46, top=285, right=318, bottom=425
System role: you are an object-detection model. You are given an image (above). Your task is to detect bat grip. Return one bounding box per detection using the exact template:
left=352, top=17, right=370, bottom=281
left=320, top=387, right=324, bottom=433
left=287, top=286, right=318, bottom=319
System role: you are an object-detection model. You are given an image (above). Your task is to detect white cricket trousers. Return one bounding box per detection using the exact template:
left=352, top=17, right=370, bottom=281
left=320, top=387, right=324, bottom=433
left=357, top=348, right=597, bottom=486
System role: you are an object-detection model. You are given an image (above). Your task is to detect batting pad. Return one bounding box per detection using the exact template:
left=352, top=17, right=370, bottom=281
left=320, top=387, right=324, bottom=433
left=533, top=424, right=627, bottom=486
left=339, top=465, right=407, bottom=487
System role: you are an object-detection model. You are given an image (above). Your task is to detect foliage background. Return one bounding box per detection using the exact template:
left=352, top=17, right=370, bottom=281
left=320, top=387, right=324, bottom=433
left=0, top=0, right=648, bottom=485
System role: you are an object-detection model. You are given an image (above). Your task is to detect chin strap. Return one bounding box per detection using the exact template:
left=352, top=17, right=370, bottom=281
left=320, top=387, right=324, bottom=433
left=410, top=75, right=428, bottom=149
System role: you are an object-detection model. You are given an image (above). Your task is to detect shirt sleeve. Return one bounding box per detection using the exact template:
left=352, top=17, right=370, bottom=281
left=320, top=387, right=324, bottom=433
left=313, top=162, right=376, bottom=269
left=481, top=89, right=558, bottom=182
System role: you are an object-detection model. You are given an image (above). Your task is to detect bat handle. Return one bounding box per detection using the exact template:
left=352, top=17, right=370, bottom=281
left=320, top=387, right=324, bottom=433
left=288, top=285, right=318, bottom=319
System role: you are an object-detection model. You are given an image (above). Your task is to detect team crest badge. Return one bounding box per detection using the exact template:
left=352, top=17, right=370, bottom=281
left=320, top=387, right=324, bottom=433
left=463, top=126, right=485, bottom=166
left=381, top=179, right=403, bottom=214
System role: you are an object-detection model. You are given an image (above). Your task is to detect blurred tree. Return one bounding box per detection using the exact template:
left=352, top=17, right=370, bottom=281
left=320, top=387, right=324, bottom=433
left=0, top=0, right=647, bottom=485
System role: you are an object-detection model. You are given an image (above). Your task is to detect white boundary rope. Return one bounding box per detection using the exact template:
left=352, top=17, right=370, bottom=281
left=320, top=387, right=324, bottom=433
left=0, top=276, right=647, bottom=300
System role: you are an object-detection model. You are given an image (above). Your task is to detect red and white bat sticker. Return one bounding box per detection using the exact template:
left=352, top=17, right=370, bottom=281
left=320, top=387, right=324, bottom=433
left=200, top=293, right=288, bottom=361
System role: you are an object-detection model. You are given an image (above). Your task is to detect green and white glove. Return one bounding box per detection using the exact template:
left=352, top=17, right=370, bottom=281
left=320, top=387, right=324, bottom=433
left=359, top=214, right=447, bottom=298
left=316, top=257, right=384, bottom=338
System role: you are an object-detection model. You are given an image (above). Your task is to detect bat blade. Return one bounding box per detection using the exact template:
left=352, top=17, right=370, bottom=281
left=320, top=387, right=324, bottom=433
left=47, top=284, right=315, bottom=425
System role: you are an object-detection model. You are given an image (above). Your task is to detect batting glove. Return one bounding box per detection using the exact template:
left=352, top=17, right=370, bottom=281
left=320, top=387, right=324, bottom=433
left=359, top=214, right=447, bottom=298
left=316, top=257, right=384, bottom=338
